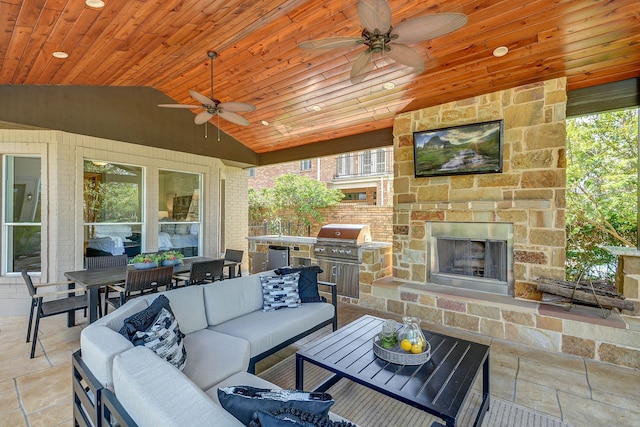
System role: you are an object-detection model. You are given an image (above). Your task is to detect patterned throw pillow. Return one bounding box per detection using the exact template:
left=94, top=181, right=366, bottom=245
left=250, top=407, right=357, bottom=427
left=132, top=307, right=187, bottom=370
left=275, top=266, right=324, bottom=303
left=217, top=386, right=334, bottom=426
left=260, top=273, right=301, bottom=312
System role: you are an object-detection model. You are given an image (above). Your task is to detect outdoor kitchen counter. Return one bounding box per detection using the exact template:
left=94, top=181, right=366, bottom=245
left=247, top=236, right=393, bottom=298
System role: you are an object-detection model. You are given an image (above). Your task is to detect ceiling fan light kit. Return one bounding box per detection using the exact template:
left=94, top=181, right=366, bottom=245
left=158, top=50, right=255, bottom=128
left=299, top=0, right=468, bottom=84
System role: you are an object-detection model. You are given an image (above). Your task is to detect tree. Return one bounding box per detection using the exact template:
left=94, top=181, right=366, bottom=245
left=566, top=109, right=638, bottom=281
left=249, top=174, right=344, bottom=236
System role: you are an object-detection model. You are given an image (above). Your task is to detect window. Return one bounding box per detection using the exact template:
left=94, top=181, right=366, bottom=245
left=3, top=156, right=42, bottom=273
left=248, top=168, right=255, bottom=177
left=158, top=170, right=201, bottom=257
left=300, top=160, right=312, bottom=171
left=83, top=161, right=143, bottom=258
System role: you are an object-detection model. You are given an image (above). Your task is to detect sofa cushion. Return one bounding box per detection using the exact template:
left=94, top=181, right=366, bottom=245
left=182, top=328, right=251, bottom=391
left=119, top=294, right=173, bottom=341
left=210, top=303, right=335, bottom=358
left=260, top=273, right=301, bottom=312
left=217, top=386, right=333, bottom=426
left=132, top=307, right=187, bottom=370
left=275, top=266, right=323, bottom=303
left=158, top=285, right=208, bottom=335
left=112, top=346, right=243, bottom=427
left=202, top=273, right=271, bottom=326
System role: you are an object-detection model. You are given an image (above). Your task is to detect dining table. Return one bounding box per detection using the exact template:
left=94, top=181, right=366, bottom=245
left=64, top=257, right=239, bottom=325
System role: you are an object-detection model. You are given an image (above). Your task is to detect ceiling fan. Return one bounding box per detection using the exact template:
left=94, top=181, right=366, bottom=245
left=298, top=0, right=467, bottom=84
left=158, top=51, right=255, bottom=126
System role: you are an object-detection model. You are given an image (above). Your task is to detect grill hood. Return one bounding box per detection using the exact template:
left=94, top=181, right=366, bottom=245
left=316, top=224, right=372, bottom=245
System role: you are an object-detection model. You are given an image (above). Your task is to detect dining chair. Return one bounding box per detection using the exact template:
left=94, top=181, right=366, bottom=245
left=103, top=266, right=173, bottom=314
left=86, top=254, right=129, bottom=317
left=22, top=270, right=88, bottom=359
left=172, top=259, right=225, bottom=288
left=224, top=249, right=244, bottom=278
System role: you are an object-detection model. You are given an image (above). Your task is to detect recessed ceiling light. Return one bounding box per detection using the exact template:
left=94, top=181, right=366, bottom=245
left=85, top=0, right=105, bottom=8
left=383, top=82, right=395, bottom=90
left=52, top=51, right=69, bottom=59
left=493, top=46, right=509, bottom=57
left=311, top=105, right=322, bottom=111
left=261, top=120, right=270, bottom=126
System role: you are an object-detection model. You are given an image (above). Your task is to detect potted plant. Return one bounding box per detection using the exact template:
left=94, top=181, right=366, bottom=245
left=130, top=253, right=162, bottom=269
left=160, top=250, right=184, bottom=266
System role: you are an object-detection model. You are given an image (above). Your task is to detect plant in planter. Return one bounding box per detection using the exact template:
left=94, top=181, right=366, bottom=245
left=160, top=250, right=184, bottom=266
left=130, top=253, right=162, bottom=269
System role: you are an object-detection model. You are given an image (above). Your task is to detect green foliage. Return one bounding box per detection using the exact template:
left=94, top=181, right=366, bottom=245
left=566, top=109, right=638, bottom=281
left=249, top=174, right=344, bottom=234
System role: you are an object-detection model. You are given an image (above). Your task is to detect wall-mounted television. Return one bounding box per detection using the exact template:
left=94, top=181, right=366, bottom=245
left=413, top=120, right=503, bottom=178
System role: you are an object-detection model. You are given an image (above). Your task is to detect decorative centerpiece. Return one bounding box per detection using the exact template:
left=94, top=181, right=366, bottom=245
left=129, top=253, right=161, bottom=269
left=373, top=317, right=431, bottom=365
left=160, top=250, right=184, bottom=266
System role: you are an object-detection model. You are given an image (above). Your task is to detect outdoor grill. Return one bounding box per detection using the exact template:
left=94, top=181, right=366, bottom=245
left=314, top=224, right=372, bottom=263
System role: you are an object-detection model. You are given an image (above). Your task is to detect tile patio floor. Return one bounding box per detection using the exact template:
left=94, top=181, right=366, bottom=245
left=2, top=302, right=640, bottom=426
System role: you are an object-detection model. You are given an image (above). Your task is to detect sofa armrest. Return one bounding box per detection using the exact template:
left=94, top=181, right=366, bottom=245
left=318, top=280, right=338, bottom=331
left=80, top=326, right=133, bottom=389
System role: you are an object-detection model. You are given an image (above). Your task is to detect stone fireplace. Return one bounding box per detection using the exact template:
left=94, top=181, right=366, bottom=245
left=352, top=78, right=640, bottom=370
left=392, top=78, right=568, bottom=301
left=427, top=221, right=514, bottom=295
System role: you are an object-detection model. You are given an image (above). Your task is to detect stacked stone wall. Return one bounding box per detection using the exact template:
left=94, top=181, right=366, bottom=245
left=392, top=79, right=568, bottom=298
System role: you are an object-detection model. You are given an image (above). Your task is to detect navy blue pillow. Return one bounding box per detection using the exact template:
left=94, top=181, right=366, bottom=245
left=275, top=266, right=323, bottom=303
left=118, top=295, right=174, bottom=341
left=218, top=386, right=334, bottom=426
left=249, top=408, right=357, bottom=427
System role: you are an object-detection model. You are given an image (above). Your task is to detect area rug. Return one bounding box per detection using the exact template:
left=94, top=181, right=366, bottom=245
left=258, top=355, right=572, bottom=427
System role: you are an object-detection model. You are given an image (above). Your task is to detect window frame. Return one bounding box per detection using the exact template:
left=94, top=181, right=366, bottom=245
left=2, top=155, right=42, bottom=275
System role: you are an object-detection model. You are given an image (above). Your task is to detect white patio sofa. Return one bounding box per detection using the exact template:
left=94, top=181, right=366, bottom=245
left=73, top=269, right=341, bottom=426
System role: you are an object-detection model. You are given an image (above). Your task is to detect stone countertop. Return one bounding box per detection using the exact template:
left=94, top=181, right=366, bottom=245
left=246, top=235, right=392, bottom=248
left=603, top=246, right=640, bottom=257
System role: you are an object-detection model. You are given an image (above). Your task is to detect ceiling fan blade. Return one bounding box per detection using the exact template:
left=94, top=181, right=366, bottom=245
left=350, top=50, right=374, bottom=84
left=386, top=43, right=425, bottom=73
left=189, top=90, right=214, bottom=106
left=158, top=104, right=202, bottom=109
left=219, top=111, right=250, bottom=126
left=194, top=111, right=214, bottom=125
left=394, top=13, right=468, bottom=44
left=219, top=101, right=256, bottom=113
left=358, top=0, right=392, bottom=32
left=299, top=37, right=363, bottom=50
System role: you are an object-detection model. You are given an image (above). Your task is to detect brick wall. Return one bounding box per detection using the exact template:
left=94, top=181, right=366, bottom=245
left=0, top=130, right=246, bottom=315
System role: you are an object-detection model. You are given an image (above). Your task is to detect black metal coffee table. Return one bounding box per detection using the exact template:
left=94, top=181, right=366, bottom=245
left=295, top=315, right=490, bottom=427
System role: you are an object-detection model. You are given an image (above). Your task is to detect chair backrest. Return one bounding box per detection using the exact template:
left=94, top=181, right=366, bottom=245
left=86, top=254, right=128, bottom=269
left=21, top=270, right=37, bottom=298
left=224, top=249, right=244, bottom=263
left=188, top=259, right=225, bottom=285
left=124, top=266, right=174, bottom=295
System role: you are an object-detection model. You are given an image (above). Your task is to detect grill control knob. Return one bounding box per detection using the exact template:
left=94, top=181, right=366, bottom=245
left=331, top=248, right=338, bottom=253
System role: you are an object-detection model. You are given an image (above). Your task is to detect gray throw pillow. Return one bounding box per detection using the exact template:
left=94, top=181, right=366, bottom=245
left=217, top=386, right=334, bottom=426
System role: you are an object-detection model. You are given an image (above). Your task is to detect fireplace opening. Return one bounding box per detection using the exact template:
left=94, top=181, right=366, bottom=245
left=437, top=238, right=507, bottom=281
left=427, top=222, right=514, bottom=295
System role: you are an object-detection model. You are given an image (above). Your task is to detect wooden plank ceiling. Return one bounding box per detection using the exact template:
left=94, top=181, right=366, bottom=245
left=1, top=0, right=639, bottom=154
